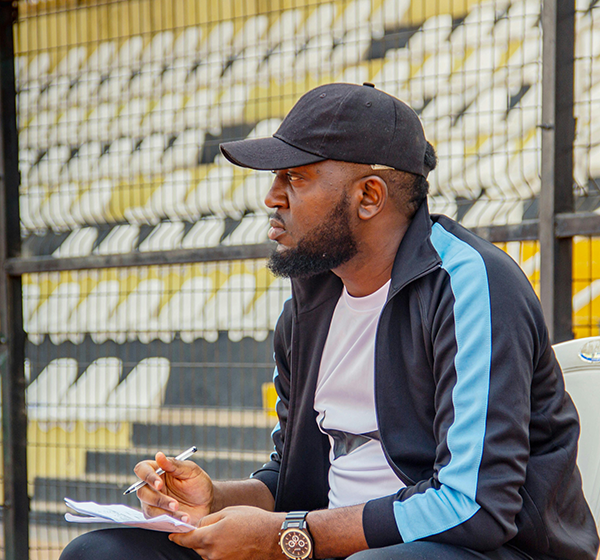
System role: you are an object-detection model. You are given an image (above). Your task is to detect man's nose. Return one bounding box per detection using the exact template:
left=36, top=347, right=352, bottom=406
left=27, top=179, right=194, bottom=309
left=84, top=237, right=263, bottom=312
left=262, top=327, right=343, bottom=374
left=264, top=177, right=288, bottom=209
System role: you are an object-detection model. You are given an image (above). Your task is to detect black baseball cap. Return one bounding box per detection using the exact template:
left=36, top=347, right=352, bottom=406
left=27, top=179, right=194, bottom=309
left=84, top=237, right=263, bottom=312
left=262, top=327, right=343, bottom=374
left=219, top=82, right=430, bottom=177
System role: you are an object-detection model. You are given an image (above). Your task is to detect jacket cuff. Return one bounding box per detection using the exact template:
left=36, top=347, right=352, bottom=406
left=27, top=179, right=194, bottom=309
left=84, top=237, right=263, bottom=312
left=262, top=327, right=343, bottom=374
left=249, top=461, right=280, bottom=499
left=363, top=495, right=404, bottom=548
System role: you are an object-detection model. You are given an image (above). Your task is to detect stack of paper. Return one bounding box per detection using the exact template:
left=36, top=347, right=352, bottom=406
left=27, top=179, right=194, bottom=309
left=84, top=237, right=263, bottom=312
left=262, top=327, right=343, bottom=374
left=64, top=497, right=196, bottom=533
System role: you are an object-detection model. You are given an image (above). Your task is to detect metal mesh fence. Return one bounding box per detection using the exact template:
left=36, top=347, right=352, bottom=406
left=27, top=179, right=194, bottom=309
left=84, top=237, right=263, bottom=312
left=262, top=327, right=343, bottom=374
left=2, top=0, right=599, bottom=557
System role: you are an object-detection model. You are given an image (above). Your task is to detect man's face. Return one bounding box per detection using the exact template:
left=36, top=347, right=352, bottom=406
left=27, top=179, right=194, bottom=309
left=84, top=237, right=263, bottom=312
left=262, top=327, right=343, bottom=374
left=264, top=161, right=359, bottom=278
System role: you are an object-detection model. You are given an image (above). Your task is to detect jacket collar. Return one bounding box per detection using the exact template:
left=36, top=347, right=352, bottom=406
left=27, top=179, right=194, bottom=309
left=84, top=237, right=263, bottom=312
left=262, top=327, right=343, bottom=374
left=290, top=200, right=441, bottom=314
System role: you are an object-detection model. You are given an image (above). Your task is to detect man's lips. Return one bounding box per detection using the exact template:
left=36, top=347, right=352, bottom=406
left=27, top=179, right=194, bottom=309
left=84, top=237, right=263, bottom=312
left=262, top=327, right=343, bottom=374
left=268, top=218, right=286, bottom=241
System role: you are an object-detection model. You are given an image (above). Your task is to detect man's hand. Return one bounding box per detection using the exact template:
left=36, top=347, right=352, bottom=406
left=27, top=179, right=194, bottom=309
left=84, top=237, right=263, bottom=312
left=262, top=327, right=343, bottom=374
left=168, top=505, right=287, bottom=560
left=134, top=451, right=214, bottom=526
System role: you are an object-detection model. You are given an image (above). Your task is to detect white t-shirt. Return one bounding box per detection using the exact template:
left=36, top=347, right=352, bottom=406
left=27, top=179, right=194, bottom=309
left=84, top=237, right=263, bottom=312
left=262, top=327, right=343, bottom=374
left=314, top=279, right=405, bottom=509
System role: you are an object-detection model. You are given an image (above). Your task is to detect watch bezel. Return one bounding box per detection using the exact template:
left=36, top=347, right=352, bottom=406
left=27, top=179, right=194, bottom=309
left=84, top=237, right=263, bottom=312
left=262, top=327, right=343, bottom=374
left=279, top=526, right=313, bottom=560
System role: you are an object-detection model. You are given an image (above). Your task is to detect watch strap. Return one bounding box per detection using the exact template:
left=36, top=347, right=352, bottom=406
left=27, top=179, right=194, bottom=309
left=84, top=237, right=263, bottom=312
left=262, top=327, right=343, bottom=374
left=281, top=511, right=310, bottom=531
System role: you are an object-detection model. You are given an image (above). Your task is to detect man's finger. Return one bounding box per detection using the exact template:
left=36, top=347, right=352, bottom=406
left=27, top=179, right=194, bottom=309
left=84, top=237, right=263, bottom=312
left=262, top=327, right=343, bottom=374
left=133, top=459, right=163, bottom=489
left=137, top=484, right=180, bottom=512
left=169, top=527, right=205, bottom=550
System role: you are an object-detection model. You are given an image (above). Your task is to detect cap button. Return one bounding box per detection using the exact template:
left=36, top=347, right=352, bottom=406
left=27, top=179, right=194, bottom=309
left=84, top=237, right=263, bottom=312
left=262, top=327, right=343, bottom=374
left=363, top=82, right=375, bottom=88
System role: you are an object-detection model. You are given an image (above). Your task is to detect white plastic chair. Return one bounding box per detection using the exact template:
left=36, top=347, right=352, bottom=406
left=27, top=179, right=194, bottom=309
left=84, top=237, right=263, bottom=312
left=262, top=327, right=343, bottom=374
left=104, top=357, right=171, bottom=422
left=221, top=214, right=270, bottom=246
left=52, top=227, right=98, bottom=259
left=552, top=336, right=600, bottom=527
left=67, top=279, right=121, bottom=338
left=95, top=225, right=140, bottom=255
left=181, top=217, right=225, bottom=249
left=138, top=222, right=186, bottom=252
left=54, top=357, right=123, bottom=422
left=27, top=358, right=78, bottom=421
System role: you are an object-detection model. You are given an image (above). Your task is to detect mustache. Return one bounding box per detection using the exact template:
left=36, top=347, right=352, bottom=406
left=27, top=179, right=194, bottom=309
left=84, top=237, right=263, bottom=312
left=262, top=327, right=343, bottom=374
left=269, top=212, right=285, bottom=227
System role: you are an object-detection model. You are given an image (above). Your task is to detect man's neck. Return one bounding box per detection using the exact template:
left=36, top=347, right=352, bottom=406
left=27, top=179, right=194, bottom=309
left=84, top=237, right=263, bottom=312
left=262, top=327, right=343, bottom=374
left=332, top=222, right=409, bottom=297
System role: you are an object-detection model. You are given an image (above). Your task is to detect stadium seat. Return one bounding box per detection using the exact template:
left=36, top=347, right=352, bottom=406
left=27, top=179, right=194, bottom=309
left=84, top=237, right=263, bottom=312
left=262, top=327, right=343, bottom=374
left=174, top=89, right=216, bottom=132
left=80, top=102, right=119, bottom=144
left=460, top=199, right=524, bottom=228
left=128, top=62, right=163, bottom=98
left=222, top=213, right=270, bottom=245
left=29, top=145, right=71, bottom=186
left=230, top=276, right=291, bottom=342
left=54, top=45, right=87, bottom=80
left=103, top=357, right=171, bottom=421
left=162, top=128, right=206, bottom=172
left=125, top=170, right=192, bottom=223
left=294, top=34, right=335, bottom=76
left=332, top=0, right=372, bottom=37
left=181, top=216, right=225, bottom=249
left=370, top=0, right=410, bottom=31
left=27, top=282, right=81, bottom=345
left=493, top=0, right=541, bottom=43
left=129, top=133, right=168, bottom=176
left=296, top=3, right=337, bottom=41
left=183, top=164, right=235, bottom=219
left=552, top=337, right=600, bottom=527
left=266, top=9, right=303, bottom=48
left=83, top=41, right=116, bottom=74
left=201, top=273, right=257, bottom=341
left=200, top=20, right=235, bottom=58
left=213, top=84, right=250, bottom=128
left=67, top=279, right=121, bottom=339
left=54, top=357, right=123, bottom=422
left=231, top=170, right=271, bottom=214
left=95, top=225, right=140, bottom=255
left=70, top=178, right=115, bottom=224
left=26, top=52, right=51, bottom=83
left=104, top=278, right=164, bottom=344
left=20, top=185, right=48, bottom=231
left=171, top=26, right=202, bottom=62
left=138, top=222, right=186, bottom=252
left=97, top=67, right=133, bottom=104
left=56, top=106, right=86, bottom=146
left=141, top=92, right=185, bottom=136
left=21, top=108, right=58, bottom=150
left=151, top=275, right=214, bottom=343
left=27, top=358, right=78, bottom=421
left=232, top=15, right=269, bottom=53
left=115, top=35, right=145, bottom=70
left=52, top=227, right=98, bottom=259
left=407, top=14, right=453, bottom=59
left=40, top=182, right=79, bottom=231
left=142, top=30, right=174, bottom=65
left=449, top=2, right=498, bottom=50
left=110, top=97, right=150, bottom=138
left=62, top=141, right=103, bottom=183
left=96, top=137, right=135, bottom=179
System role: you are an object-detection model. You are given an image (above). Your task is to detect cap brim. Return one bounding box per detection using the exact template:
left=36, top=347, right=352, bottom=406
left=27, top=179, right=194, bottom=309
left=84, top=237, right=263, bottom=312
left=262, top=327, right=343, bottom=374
left=219, top=136, right=326, bottom=170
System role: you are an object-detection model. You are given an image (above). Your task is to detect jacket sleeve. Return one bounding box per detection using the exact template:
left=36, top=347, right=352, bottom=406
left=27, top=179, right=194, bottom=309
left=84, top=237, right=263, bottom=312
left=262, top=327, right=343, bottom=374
left=249, top=299, right=294, bottom=500
left=364, top=226, right=548, bottom=551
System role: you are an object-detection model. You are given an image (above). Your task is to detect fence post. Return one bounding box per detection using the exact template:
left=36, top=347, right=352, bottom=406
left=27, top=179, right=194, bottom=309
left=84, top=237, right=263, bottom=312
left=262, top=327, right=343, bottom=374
left=540, top=0, right=576, bottom=343
left=0, top=1, right=29, bottom=558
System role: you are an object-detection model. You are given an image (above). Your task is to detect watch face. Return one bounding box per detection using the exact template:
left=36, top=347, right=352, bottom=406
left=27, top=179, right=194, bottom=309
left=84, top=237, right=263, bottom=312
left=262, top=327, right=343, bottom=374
left=281, top=528, right=312, bottom=559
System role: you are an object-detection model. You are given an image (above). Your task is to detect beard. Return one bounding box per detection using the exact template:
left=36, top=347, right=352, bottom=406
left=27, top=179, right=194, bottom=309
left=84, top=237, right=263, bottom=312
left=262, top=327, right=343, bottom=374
left=267, top=193, right=358, bottom=278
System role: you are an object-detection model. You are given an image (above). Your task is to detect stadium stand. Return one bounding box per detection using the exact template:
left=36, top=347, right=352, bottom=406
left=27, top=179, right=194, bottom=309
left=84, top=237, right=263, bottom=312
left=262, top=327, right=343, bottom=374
left=8, top=0, right=600, bottom=556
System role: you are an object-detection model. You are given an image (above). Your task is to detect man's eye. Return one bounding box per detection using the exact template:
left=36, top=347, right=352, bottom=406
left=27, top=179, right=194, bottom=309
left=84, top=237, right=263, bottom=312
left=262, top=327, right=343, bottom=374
left=287, top=174, right=300, bottom=182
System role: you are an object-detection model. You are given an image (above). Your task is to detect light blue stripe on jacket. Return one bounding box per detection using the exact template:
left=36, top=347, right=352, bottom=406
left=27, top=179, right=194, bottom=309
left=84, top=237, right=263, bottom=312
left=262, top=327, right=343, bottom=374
left=393, top=222, right=492, bottom=542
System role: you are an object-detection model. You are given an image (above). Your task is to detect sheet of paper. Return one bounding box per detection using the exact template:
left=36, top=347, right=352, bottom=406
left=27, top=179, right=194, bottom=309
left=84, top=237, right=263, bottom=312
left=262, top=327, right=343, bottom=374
left=64, top=498, right=196, bottom=533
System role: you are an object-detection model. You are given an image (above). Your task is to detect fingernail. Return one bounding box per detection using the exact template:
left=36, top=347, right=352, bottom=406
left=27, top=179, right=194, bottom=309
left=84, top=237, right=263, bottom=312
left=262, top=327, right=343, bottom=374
left=181, top=514, right=189, bottom=523
left=154, top=481, right=161, bottom=489
left=169, top=502, right=177, bottom=511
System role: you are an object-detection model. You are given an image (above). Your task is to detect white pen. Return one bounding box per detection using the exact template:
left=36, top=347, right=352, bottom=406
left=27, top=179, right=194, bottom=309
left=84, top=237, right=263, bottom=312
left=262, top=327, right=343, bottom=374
left=123, top=446, right=198, bottom=495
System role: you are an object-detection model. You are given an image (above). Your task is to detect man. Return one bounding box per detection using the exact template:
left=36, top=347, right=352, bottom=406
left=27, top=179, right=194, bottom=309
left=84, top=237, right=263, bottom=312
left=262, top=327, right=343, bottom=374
left=60, top=83, right=599, bottom=560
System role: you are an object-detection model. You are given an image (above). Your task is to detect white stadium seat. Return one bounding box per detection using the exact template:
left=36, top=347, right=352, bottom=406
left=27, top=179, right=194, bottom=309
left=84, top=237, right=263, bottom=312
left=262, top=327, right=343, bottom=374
left=27, top=358, right=78, bottom=421
left=552, top=337, right=600, bottom=527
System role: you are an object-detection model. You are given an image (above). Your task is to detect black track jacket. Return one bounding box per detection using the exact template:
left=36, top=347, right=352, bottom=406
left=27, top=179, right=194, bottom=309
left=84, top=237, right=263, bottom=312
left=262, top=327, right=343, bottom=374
left=251, top=201, right=599, bottom=560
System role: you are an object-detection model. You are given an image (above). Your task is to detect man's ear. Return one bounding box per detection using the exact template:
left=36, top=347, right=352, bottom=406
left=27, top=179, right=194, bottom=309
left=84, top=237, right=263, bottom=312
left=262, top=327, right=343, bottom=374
left=356, top=175, right=388, bottom=221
